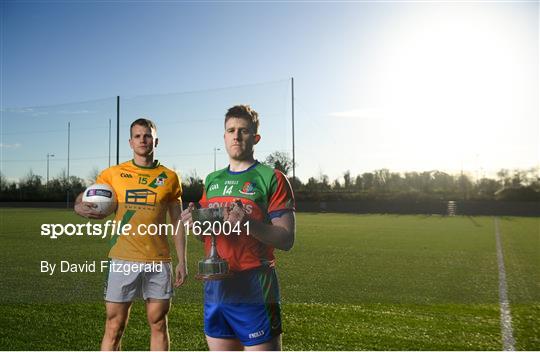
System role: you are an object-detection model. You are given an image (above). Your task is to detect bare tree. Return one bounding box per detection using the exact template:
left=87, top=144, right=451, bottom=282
left=88, top=167, right=100, bottom=183
left=264, top=151, right=295, bottom=176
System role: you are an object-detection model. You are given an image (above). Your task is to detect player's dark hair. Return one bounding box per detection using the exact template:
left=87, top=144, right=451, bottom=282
left=130, top=118, right=157, bottom=137
left=225, top=105, right=259, bottom=134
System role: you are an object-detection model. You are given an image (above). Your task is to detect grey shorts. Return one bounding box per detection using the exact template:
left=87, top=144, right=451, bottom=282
left=104, top=259, right=173, bottom=302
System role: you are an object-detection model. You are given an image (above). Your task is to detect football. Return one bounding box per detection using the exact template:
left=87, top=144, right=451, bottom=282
left=82, top=184, right=118, bottom=216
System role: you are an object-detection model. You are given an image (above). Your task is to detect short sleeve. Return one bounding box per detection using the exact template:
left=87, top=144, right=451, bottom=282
left=199, top=188, right=208, bottom=208
left=95, top=169, right=112, bottom=187
left=199, top=175, right=211, bottom=208
left=170, top=173, right=183, bottom=203
left=268, top=170, right=295, bottom=219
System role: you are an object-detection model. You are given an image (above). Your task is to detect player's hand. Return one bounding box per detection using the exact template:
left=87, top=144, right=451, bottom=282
left=180, top=202, right=196, bottom=230
left=174, top=263, right=188, bottom=287
left=223, top=199, right=246, bottom=225
left=74, top=202, right=105, bottom=219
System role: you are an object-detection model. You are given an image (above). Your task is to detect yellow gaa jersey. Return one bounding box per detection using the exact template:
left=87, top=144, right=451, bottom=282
left=96, top=160, right=182, bottom=262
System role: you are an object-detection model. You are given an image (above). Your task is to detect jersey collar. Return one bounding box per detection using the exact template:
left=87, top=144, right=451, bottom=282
left=227, top=160, right=259, bottom=175
left=131, top=159, right=160, bottom=169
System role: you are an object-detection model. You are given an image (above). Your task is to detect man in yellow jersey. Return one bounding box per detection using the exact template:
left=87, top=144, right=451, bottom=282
left=74, top=118, right=187, bottom=351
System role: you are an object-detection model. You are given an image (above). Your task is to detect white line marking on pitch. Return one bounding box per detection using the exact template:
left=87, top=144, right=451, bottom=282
left=494, top=217, right=516, bottom=351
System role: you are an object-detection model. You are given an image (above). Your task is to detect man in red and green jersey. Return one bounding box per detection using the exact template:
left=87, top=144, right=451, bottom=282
left=182, top=105, right=295, bottom=351
left=199, top=161, right=294, bottom=272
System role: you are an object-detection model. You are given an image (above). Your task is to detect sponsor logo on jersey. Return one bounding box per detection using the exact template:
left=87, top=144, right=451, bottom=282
left=154, top=177, right=165, bottom=186
left=149, top=172, right=168, bottom=188
left=120, top=173, right=133, bottom=178
left=239, top=181, right=256, bottom=195
left=208, top=201, right=253, bottom=214
left=125, top=189, right=157, bottom=206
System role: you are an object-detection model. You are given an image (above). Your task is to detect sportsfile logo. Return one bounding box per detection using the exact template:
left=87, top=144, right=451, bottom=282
left=40, top=219, right=251, bottom=239
left=40, top=220, right=184, bottom=239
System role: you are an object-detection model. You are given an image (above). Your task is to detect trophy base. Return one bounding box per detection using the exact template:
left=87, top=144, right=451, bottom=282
left=195, top=272, right=234, bottom=281
left=196, top=258, right=233, bottom=281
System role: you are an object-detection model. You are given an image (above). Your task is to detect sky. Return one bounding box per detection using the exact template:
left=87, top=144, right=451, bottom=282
left=1, top=1, right=538, bottom=183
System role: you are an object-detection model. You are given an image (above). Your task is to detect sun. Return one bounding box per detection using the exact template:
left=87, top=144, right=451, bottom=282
left=366, top=4, right=538, bottom=174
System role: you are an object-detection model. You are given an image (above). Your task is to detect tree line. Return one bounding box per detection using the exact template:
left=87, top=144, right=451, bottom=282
left=1, top=152, right=539, bottom=203
left=289, top=168, right=539, bottom=202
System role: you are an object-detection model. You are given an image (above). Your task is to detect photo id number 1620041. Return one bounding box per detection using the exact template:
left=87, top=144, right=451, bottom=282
left=185, top=221, right=250, bottom=236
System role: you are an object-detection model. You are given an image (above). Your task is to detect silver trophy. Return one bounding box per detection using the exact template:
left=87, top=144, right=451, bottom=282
left=193, top=208, right=232, bottom=280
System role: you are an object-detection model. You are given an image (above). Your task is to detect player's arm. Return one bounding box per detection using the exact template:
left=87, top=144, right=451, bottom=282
left=247, top=211, right=296, bottom=251
left=224, top=203, right=295, bottom=251
left=169, top=200, right=188, bottom=287
left=232, top=169, right=295, bottom=251
left=74, top=192, right=106, bottom=219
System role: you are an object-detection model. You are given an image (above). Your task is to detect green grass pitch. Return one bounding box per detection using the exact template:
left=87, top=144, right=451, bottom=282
left=0, top=209, right=538, bottom=350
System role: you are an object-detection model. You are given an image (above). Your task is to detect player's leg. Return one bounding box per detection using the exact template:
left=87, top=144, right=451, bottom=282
left=244, top=334, right=282, bottom=351
left=204, top=280, right=239, bottom=351
left=223, top=267, right=283, bottom=349
left=205, top=335, right=243, bottom=351
left=101, top=301, right=132, bottom=351
left=143, top=261, right=174, bottom=350
left=146, top=298, right=171, bottom=351
left=102, top=259, right=142, bottom=351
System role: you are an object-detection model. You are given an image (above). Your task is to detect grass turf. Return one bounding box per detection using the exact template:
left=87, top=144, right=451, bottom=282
left=0, top=209, right=537, bottom=350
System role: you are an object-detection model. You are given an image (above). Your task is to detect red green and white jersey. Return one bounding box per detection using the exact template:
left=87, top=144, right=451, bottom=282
left=200, top=161, right=295, bottom=272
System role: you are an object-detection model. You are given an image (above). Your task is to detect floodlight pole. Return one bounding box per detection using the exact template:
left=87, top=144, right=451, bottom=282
left=213, top=147, right=221, bottom=171
left=116, top=96, right=120, bottom=165
left=66, top=122, right=71, bottom=207
left=108, top=118, right=112, bottom=167
left=291, top=77, right=296, bottom=184
left=46, top=153, right=55, bottom=186
left=67, top=122, right=70, bottom=180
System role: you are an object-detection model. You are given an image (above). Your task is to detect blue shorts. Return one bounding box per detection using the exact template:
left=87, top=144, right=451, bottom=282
left=204, top=266, right=282, bottom=346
